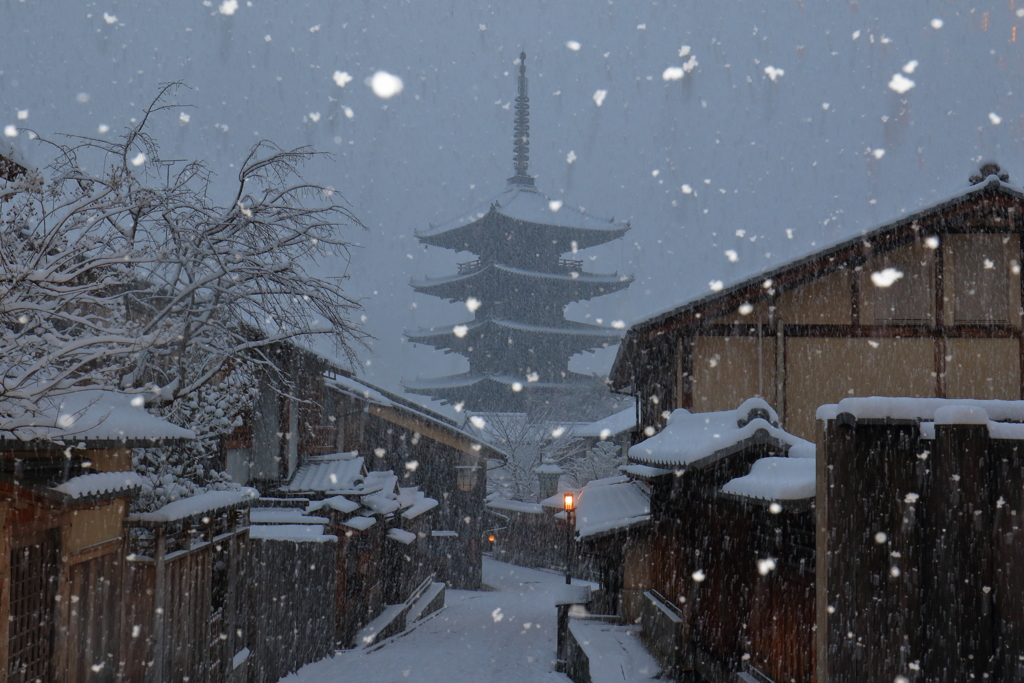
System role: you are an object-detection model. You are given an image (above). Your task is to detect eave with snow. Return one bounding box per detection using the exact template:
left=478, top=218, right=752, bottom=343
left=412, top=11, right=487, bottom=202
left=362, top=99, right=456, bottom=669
left=610, top=168, right=1024, bottom=441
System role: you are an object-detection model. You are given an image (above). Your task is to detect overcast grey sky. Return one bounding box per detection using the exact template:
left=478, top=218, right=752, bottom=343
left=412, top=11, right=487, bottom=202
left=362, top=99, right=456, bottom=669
left=3, top=0, right=1020, bottom=416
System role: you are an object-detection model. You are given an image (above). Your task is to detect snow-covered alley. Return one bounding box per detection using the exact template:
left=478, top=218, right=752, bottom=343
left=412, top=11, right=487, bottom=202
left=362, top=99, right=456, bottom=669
left=284, top=558, right=582, bottom=683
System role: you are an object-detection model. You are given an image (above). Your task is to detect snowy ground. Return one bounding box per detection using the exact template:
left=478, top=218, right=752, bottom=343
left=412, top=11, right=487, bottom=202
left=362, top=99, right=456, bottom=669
left=283, top=557, right=589, bottom=683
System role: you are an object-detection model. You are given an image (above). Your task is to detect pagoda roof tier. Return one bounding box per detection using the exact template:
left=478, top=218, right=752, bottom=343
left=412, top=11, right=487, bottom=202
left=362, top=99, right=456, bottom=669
left=402, top=372, right=603, bottom=411
left=410, top=262, right=632, bottom=304
left=405, top=317, right=623, bottom=355
left=416, top=185, right=629, bottom=256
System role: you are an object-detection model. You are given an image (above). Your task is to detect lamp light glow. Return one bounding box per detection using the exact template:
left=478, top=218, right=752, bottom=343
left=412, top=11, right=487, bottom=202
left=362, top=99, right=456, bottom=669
left=564, top=493, right=575, bottom=511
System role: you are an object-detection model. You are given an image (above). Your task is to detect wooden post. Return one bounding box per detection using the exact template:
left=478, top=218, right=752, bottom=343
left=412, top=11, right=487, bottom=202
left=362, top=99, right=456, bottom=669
left=775, top=320, right=786, bottom=426
left=223, top=510, right=241, bottom=683
left=925, top=421, right=995, bottom=680
left=52, top=523, right=72, bottom=680
left=151, top=525, right=167, bottom=683
left=0, top=503, right=10, bottom=683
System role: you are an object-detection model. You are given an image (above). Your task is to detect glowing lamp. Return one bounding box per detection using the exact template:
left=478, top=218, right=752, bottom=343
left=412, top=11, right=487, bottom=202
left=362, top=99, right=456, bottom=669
left=487, top=534, right=495, bottom=542
left=564, top=493, right=575, bottom=511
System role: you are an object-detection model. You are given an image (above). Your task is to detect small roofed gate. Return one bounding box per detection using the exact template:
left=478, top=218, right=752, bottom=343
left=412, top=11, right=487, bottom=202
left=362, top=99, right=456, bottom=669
left=818, top=398, right=1024, bottom=683
left=122, top=491, right=254, bottom=683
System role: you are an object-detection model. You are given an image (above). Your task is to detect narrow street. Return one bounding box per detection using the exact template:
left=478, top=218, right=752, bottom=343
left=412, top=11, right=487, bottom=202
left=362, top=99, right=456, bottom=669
left=284, top=558, right=580, bottom=683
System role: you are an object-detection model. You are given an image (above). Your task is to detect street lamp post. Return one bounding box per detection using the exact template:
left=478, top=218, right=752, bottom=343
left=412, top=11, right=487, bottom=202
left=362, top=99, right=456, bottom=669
left=564, top=492, right=575, bottom=585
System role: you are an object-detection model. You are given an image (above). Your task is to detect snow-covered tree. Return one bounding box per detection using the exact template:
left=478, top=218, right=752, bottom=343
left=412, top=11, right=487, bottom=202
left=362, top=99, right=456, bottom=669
left=562, top=440, right=626, bottom=488
left=2, top=85, right=367, bottom=507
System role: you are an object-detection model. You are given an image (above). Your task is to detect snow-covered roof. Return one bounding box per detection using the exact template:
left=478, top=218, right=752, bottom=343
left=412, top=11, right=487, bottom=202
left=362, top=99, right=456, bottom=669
left=629, top=398, right=812, bottom=469
left=817, top=396, right=1024, bottom=424
left=279, top=452, right=365, bottom=494
left=486, top=498, right=546, bottom=515
left=619, top=464, right=672, bottom=479
left=575, top=407, right=636, bottom=439
left=623, top=178, right=1024, bottom=334
left=127, top=487, right=259, bottom=524
left=387, top=528, right=417, bottom=545
left=405, top=317, right=623, bottom=343
left=539, top=489, right=579, bottom=510
left=410, top=262, right=629, bottom=291
left=534, top=463, right=564, bottom=475
left=326, top=373, right=506, bottom=461
left=362, top=470, right=398, bottom=496
left=575, top=475, right=650, bottom=540
left=51, top=471, right=144, bottom=500
left=0, top=390, right=195, bottom=445
left=249, top=524, right=337, bottom=543
left=721, top=457, right=816, bottom=501
left=417, top=185, right=629, bottom=246
left=250, top=508, right=328, bottom=525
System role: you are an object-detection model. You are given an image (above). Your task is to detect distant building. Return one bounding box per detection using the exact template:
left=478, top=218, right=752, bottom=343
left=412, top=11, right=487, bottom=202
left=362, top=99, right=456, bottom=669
left=405, top=53, right=632, bottom=417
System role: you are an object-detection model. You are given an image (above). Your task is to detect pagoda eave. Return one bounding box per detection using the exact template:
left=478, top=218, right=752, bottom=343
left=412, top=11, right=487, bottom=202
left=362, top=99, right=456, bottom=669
left=410, top=265, right=632, bottom=303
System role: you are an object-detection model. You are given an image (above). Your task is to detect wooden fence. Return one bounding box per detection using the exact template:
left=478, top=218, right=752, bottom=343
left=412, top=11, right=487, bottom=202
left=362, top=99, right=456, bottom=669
left=123, top=507, right=248, bottom=683
left=245, top=534, right=337, bottom=683
left=820, top=412, right=1024, bottom=682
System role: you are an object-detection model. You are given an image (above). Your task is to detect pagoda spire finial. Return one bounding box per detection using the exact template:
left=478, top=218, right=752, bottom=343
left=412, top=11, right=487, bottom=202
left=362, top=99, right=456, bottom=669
left=508, top=51, right=535, bottom=187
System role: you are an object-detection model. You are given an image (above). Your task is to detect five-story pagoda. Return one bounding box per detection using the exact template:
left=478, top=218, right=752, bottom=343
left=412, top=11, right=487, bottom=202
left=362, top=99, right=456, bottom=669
left=404, top=53, right=632, bottom=415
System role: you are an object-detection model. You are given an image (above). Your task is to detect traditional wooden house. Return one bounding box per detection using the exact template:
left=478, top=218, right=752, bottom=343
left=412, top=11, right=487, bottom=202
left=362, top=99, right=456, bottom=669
left=612, top=399, right=814, bottom=682
left=610, top=165, right=1024, bottom=442
left=224, top=343, right=501, bottom=590
left=601, top=166, right=1024, bottom=682
left=321, top=371, right=505, bottom=590
left=0, top=390, right=194, bottom=683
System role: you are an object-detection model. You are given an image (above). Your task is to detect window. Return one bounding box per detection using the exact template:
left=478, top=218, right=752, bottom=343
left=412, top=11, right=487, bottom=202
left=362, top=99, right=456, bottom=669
left=954, top=234, right=1008, bottom=324
left=873, top=242, right=933, bottom=324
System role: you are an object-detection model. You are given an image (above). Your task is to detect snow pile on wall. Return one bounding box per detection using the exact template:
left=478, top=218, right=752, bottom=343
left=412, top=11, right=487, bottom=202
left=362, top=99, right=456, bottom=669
left=721, top=457, right=816, bottom=501
left=250, top=508, right=328, bottom=525
left=249, top=524, right=337, bottom=543
left=817, top=396, right=1024, bottom=423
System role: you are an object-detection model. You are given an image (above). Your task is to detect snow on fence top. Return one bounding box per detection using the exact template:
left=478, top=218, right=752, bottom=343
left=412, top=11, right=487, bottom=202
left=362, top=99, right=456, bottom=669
left=575, top=406, right=636, bottom=439
left=486, top=498, right=545, bottom=515
left=342, top=515, right=376, bottom=530
left=629, top=398, right=811, bottom=469
left=278, top=452, right=365, bottom=494
left=816, top=397, right=1024, bottom=424
left=575, top=475, right=650, bottom=540
left=249, top=508, right=328, bottom=525
left=249, top=524, right=337, bottom=543
left=0, top=389, right=195, bottom=445
left=52, top=471, right=144, bottom=499
left=127, top=488, right=259, bottom=524
left=721, top=457, right=816, bottom=501
left=387, top=528, right=417, bottom=545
